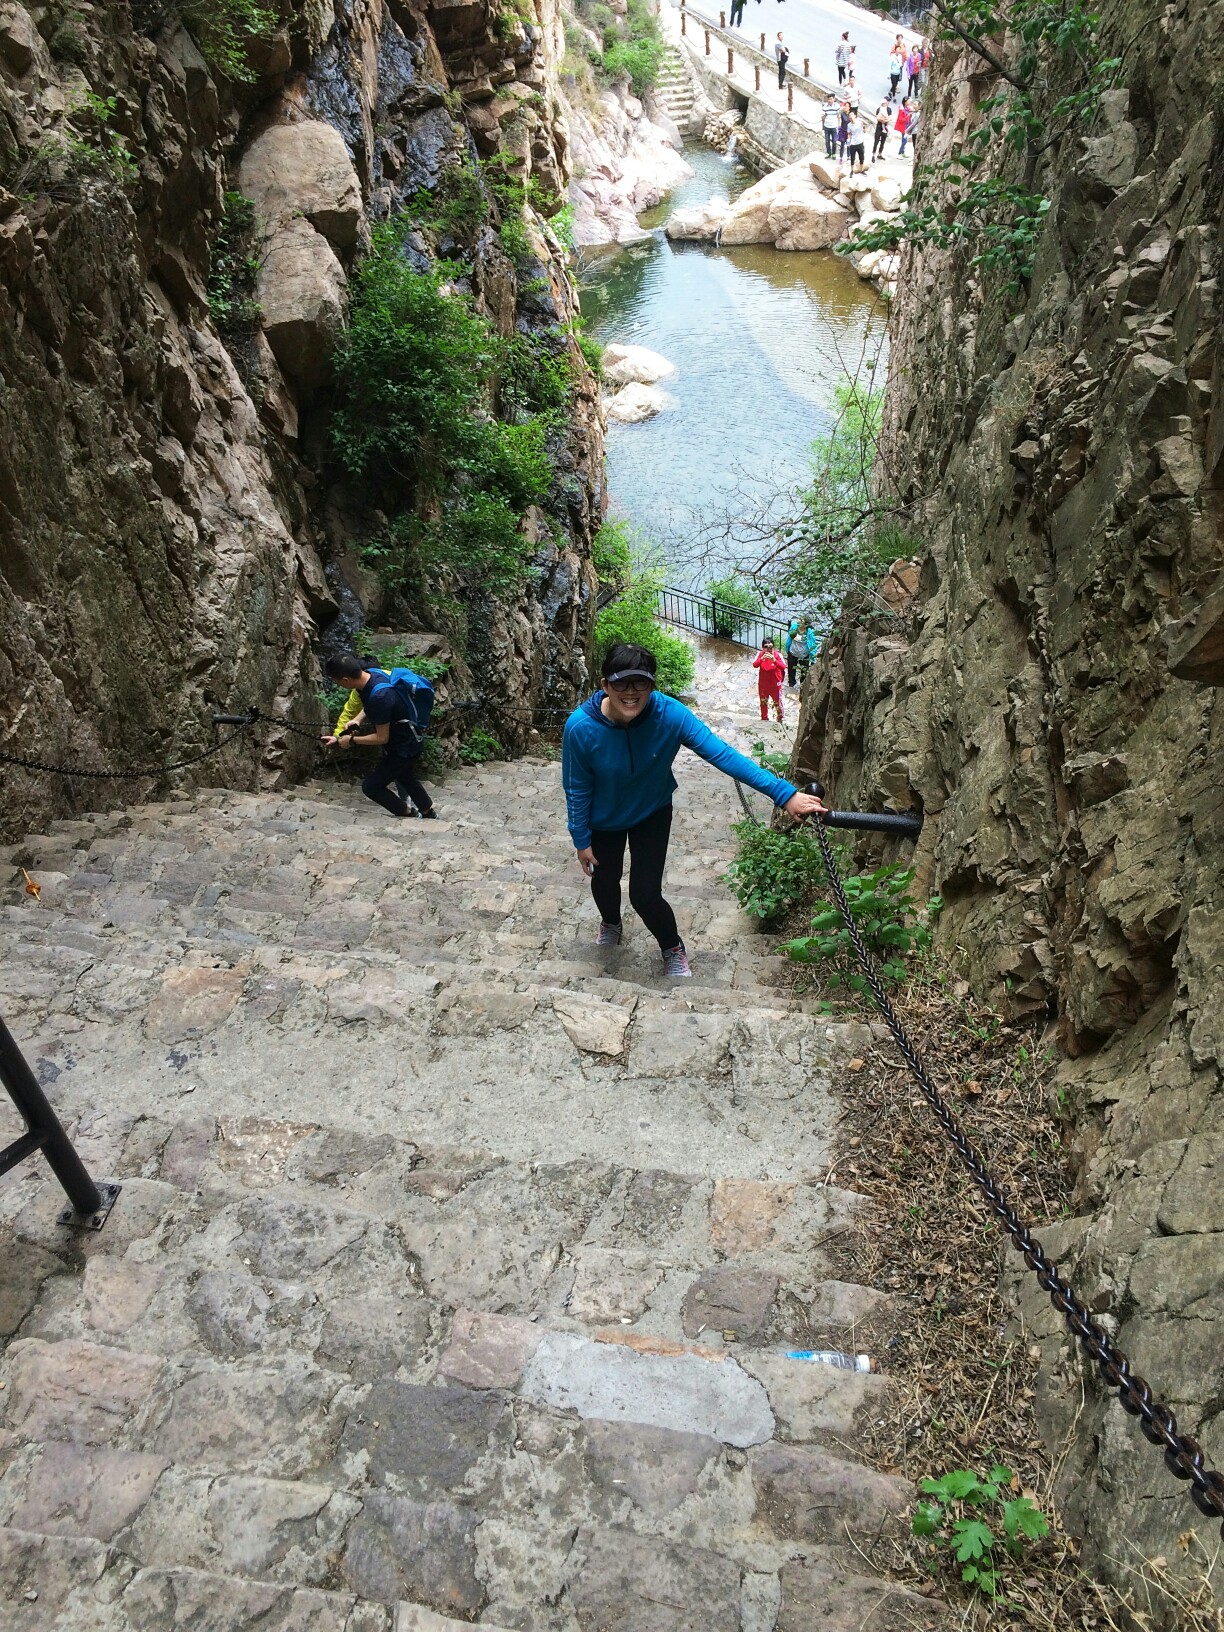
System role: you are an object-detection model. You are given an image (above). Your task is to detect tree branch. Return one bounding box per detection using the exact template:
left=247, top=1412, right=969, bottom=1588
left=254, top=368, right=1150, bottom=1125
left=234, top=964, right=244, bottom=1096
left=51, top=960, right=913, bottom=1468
left=928, top=0, right=1030, bottom=92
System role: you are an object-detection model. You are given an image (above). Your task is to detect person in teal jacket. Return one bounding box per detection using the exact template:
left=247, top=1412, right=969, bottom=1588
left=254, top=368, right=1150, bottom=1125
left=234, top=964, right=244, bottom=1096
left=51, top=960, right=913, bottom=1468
left=785, top=617, right=818, bottom=689
left=562, top=642, right=826, bottom=977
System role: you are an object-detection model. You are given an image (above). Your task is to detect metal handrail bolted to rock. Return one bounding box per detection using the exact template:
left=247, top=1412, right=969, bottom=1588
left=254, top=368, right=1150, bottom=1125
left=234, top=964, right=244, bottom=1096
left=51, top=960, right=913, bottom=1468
left=0, top=1012, right=121, bottom=1229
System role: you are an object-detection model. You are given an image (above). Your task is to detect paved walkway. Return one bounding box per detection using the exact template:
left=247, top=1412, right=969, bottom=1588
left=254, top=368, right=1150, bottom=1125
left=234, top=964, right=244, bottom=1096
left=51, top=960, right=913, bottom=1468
left=0, top=652, right=945, bottom=1629
left=670, top=0, right=924, bottom=104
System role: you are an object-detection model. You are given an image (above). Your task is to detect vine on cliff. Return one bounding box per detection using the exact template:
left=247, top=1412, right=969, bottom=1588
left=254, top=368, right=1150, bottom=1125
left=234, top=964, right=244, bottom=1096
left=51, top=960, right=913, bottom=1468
left=852, top=0, right=1121, bottom=289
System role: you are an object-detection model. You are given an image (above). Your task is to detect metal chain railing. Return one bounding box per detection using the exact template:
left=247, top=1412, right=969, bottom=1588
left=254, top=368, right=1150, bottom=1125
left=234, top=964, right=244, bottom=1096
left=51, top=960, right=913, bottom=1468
left=0, top=717, right=261, bottom=781
left=796, top=793, right=1224, bottom=1536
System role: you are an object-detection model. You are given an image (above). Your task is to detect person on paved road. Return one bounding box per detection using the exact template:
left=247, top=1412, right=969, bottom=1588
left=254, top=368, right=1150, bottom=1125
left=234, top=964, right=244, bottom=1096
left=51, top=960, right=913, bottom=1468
left=321, top=653, right=437, bottom=820
left=774, top=32, right=789, bottom=88
left=906, top=45, right=922, bottom=97
left=872, top=97, right=892, bottom=159
left=846, top=112, right=865, bottom=169
left=822, top=94, right=840, bottom=156
left=562, top=643, right=825, bottom=978
left=895, top=96, right=914, bottom=157
left=785, top=618, right=818, bottom=689
left=729, top=0, right=745, bottom=27
left=888, top=40, right=905, bottom=97
left=754, top=638, right=787, bottom=721
left=835, top=31, right=851, bottom=83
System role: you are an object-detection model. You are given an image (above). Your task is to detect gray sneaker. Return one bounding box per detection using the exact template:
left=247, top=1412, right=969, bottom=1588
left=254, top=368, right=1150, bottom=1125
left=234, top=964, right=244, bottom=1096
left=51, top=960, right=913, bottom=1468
left=596, top=921, right=623, bottom=948
left=662, top=945, right=691, bottom=978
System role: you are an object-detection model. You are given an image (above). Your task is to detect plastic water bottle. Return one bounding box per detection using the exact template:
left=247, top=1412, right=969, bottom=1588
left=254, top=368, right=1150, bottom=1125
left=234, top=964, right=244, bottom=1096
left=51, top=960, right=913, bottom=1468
left=784, top=1349, right=875, bottom=1372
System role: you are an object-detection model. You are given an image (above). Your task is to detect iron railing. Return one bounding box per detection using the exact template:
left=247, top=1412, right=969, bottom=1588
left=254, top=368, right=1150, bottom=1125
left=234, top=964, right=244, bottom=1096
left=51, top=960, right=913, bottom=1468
left=0, top=1013, right=120, bottom=1228
left=656, top=585, right=795, bottom=649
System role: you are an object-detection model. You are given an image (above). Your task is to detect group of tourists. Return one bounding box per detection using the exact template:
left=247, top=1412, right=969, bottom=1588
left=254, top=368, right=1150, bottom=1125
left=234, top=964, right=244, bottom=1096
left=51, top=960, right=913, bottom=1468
left=822, top=30, right=925, bottom=164
left=752, top=617, right=818, bottom=721
left=318, top=630, right=829, bottom=982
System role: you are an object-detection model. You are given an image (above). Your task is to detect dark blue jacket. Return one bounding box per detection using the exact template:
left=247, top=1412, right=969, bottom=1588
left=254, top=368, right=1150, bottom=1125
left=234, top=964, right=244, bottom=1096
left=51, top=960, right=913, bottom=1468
left=562, top=691, right=797, bottom=849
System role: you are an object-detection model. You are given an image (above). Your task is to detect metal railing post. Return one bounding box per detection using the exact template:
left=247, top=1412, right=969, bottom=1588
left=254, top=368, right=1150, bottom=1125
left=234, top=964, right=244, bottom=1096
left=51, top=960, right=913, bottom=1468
left=0, top=1013, right=121, bottom=1228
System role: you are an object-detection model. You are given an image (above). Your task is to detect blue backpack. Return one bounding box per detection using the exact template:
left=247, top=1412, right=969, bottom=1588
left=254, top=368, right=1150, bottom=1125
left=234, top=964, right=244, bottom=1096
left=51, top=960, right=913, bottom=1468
left=367, top=667, right=435, bottom=747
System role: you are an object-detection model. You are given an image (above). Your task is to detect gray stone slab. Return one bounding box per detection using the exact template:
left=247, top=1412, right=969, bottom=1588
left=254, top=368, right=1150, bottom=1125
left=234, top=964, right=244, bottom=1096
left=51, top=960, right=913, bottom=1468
left=342, top=1492, right=483, bottom=1615
left=338, top=1381, right=511, bottom=1499
left=750, top=1442, right=911, bottom=1542
left=566, top=1526, right=741, bottom=1631
left=681, top=1264, right=781, bottom=1340
left=776, top=1559, right=946, bottom=1630
left=583, top=1419, right=721, bottom=1513
left=9, top=1443, right=168, bottom=1540
left=518, top=1331, right=774, bottom=1447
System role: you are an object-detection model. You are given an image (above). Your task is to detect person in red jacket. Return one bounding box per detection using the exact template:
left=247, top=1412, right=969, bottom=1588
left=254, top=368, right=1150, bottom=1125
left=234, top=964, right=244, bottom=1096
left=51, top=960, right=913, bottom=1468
left=753, top=638, right=787, bottom=722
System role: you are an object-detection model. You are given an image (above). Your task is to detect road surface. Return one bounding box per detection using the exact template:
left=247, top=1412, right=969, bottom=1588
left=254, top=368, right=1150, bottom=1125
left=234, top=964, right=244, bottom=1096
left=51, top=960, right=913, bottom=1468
left=668, top=0, right=924, bottom=104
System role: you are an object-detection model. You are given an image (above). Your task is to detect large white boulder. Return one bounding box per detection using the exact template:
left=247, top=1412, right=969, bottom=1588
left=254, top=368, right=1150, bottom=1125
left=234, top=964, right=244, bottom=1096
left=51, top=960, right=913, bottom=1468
left=665, top=199, right=728, bottom=241
left=255, top=218, right=348, bottom=401
left=808, top=154, right=843, bottom=191
left=718, top=167, right=793, bottom=245
left=605, top=382, right=669, bottom=423
left=238, top=120, right=363, bottom=250
left=602, top=344, right=676, bottom=387
left=871, top=174, right=906, bottom=212
left=768, top=183, right=853, bottom=251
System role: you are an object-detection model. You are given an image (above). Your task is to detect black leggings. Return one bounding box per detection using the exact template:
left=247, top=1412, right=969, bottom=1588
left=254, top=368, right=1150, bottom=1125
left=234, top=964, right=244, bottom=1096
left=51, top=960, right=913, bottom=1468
left=362, top=750, right=433, bottom=817
left=590, top=804, right=680, bottom=953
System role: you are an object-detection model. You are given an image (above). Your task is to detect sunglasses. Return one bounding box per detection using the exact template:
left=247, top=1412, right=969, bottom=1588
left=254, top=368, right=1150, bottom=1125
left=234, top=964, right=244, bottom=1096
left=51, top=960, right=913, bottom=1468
left=606, top=677, right=655, bottom=695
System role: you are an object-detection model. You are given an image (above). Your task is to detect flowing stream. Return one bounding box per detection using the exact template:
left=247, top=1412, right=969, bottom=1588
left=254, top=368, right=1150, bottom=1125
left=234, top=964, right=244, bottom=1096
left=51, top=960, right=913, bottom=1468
left=577, top=143, right=887, bottom=589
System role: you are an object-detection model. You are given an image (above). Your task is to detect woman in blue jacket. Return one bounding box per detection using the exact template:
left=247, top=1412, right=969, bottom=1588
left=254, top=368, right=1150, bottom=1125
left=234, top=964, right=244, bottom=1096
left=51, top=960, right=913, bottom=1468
left=561, top=642, right=826, bottom=977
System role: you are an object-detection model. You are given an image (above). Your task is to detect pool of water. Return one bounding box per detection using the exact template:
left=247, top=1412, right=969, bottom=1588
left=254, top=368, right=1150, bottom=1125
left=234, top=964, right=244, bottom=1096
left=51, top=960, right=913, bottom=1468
left=577, top=143, right=887, bottom=588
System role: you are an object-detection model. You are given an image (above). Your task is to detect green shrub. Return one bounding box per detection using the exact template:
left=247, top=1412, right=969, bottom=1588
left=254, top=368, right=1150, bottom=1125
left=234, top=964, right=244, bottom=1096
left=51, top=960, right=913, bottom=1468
left=459, top=727, right=504, bottom=764
left=724, top=822, right=827, bottom=922
left=592, top=518, right=633, bottom=588
left=178, top=0, right=278, bottom=82
left=577, top=333, right=604, bottom=380
left=207, top=191, right=262, bottom=336
left=784, top=862, right=934, bottom=989
left=405, top=162, right=488, bottom=244
left=707, top=573, right=762, bottom=639
left=913, top=1466, right=1049, bottom=1599
left=332, top=241, right=501, bottom=483
left=595, top=582, right=694, bottom=697
left=499, top=334, right=577, bottom=418
left=597, top=0, right=665, bottom=94
left=19, top=91, right=136, bottom=191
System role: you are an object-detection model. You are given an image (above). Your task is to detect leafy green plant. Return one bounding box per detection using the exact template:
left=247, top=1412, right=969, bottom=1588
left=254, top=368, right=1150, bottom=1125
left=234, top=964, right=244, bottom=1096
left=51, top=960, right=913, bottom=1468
left=405, top=162, right=488, bottom=244
left=851, top=0, right=1121, bottom=289
left=707, top=574, right=763, bottom=639
left=207, top=191, right=262, bottom=336
left=599, top=0, right=665, bottom=94
left=784, top=862, right=933, bottom=989
left=20, top=90, right=137, bottom=191
left=750, top=738, right=792, bottom=777
left=594, top=549, right=695, bottom=699
left=353, top=630, right=450, bottom=685
left=592, top=518, right=633, bottom=589
left=459, top=727, right=504, bottom=765
left=724, top=822, right=827, bottom=923
left=178, top=0, right=279, bottom=83
left=912, top=1465, right=1050, bottom=1597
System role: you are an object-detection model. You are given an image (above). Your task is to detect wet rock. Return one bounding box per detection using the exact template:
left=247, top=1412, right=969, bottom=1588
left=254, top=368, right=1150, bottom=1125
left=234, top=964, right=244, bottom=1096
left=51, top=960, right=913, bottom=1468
left=255, top=220, right=348, bottom=403
left=605, top=382, right=668, bottom=424
left=238, top=121, right=363, bottom=250
left=665, top=200, right=728, bottom=241
left=601, top=344, right=676, bottom=387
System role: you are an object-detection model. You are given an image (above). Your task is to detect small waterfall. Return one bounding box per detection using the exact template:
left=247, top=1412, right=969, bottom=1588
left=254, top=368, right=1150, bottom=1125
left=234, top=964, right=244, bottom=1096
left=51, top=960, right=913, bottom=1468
left=724, top=131, right=738, bottom=160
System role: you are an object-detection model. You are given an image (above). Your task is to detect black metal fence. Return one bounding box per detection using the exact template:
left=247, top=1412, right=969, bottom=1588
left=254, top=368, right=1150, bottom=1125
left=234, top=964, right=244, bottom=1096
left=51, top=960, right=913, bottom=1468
left=656, top=585, right=791, bottom=650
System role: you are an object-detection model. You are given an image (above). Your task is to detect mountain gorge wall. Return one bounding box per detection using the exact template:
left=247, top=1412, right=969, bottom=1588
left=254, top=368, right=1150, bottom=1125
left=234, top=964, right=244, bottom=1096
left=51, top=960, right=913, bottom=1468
left=794, top=0, right=1224, bottom=1607
left=0, top=0, right=603, bottom=842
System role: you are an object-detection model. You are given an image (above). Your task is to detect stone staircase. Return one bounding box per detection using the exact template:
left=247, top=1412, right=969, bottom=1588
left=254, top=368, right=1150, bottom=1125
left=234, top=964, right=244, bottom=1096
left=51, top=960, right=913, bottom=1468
left=0, top=670, right=944, bottom=1629
left=652, top=48, right=699, bottom=135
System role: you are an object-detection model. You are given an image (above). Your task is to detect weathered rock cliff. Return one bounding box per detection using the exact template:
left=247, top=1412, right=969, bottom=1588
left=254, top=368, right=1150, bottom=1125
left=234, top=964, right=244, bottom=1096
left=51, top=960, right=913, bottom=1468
left=793, top=0, right=1224, bottom=1608
left=0, top=0, right=603, bottom=842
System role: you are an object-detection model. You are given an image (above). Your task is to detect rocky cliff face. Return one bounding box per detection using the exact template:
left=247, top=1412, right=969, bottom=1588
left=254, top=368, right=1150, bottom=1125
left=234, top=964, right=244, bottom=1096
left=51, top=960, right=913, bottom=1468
left=0, top=0, right=603, bottom=842
left=793, top=0, right=1224, bottom=1606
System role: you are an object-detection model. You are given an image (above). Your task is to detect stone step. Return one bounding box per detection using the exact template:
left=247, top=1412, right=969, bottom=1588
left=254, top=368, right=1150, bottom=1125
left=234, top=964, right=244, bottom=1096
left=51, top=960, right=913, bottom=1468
left=4, top=1109, right=882, bottom=1358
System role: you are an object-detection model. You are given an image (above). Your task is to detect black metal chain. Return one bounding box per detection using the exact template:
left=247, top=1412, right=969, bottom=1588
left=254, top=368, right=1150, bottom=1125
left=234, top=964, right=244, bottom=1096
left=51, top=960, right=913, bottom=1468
left=0, top=719, right=260, bottom=781
left=806, top=810, right=1224, bottom=1535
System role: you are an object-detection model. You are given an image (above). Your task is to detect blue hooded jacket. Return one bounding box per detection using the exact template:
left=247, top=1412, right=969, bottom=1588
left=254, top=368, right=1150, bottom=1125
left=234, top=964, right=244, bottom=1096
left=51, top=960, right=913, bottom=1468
left=562, top=690, right=797, bottom=849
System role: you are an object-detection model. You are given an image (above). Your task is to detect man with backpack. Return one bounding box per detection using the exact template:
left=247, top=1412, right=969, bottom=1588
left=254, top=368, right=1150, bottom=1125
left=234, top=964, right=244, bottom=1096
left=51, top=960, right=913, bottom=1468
left=321, top=653, right=437, bottom=819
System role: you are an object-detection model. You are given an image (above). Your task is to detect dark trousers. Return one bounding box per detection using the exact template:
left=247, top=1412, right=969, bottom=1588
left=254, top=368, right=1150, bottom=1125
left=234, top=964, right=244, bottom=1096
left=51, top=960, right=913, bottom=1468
left=908, top=74, right=919, bottom=96
left=729, top=0, right=744, bottom=22
left=837, top=64, right=846, bottom=82
left=787, top=651, right=811, bottom=687
left=824, top=128, right=837, bottom=155
left=872, top=122, right=888, bottom=157
left=362, top=750, right=433, bottom=818
left=590, top=804, right=680, bottom=953
left=848, top=142, right=864, bottom=165
left=777, top=59, right=787, bottom=87
left=890, top=72, right=900, bottom=96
